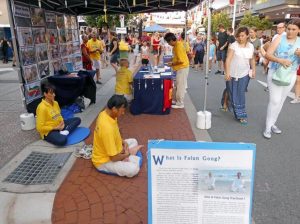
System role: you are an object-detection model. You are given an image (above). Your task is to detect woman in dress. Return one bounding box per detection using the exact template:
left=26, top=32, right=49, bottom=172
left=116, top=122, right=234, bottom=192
left=224, top=27, right=255, bottom=125
left=151, top=32, right=161, bottom=69
left=263, top=19, right=300, bottom=139
left=81, top=34, right=92, bottom=70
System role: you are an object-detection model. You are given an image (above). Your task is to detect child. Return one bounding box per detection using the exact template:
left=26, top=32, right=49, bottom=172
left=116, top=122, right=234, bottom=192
left=115, top=59, right=133, bottom=102
left=141, top=41, right=150, bottom=66
left=209, top=39, right=216, bottom=72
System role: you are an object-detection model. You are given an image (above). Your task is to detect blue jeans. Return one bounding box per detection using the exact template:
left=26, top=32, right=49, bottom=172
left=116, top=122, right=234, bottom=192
left=44, top=117, right=81, bottom=146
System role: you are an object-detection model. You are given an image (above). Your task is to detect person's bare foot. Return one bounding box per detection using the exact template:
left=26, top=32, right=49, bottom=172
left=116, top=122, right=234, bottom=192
left=129, top=145, right=144, bottom=155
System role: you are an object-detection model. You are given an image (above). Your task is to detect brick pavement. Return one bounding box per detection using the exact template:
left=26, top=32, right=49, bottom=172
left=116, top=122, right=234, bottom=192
left=52, top=108, right=195, bottom=224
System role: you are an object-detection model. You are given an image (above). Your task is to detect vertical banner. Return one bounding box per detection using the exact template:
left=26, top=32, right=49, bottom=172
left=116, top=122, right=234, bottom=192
left=148, top=140, right=256, bottom=224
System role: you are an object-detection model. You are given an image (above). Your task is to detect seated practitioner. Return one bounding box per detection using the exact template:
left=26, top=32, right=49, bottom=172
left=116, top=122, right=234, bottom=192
left=92, top=95, right=143, bottom=177
left=115, top=59, right=133, bottom=102
left=36, top=83, right=81, bottom=146
left=231, top=172, right=245, bottom=193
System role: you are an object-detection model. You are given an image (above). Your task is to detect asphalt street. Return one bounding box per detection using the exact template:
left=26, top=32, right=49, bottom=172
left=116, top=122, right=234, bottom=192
left=188, top=63, right=300, bottom=224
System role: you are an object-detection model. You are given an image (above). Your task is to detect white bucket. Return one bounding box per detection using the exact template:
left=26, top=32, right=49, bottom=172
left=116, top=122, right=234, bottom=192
left=20, top=113, right=35, bottom=131
left=196, top=111, right=212, bottom=130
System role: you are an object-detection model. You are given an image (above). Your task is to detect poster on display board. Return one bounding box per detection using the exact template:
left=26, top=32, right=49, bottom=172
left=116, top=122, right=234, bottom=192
left=30, top=7, right=46, bottom=26
left=48, top=45, right=60, bottom=59
left=47, top=29, right=59, bottom=45
left=36, top=44, right=49, bottom=62
left=32, top=27, right=46, bottom=45
left=45, top=12, right=56, bottom=29
left=24, top=80, right=42, bottom=103
left=10, top=0, right=82, bottom=107
left=38, top=61, right=50, bottom=79
left=56, top=14, right=65, bottom=29
left=148, top=140, right=256, bottom=224
left=14, top=4, right=31, bottom=27
left=17, top=27, right=33, bottom=47
left=22, top=64, right=39, bottom=84
left=20, top=47, right=36, bottom=66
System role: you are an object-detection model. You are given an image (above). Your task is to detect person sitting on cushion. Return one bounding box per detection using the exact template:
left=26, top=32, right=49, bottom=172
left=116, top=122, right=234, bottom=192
left=92, top=95, right=143, bottom=177
left=115, top=59, right=133, bottom=102
left=36, top=83, right=81, bottom=146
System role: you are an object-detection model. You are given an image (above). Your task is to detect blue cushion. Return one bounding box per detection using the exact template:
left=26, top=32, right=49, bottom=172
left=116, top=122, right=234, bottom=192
left=98, top=150, right=143, bottom=175
left=66, top=127, right=90, bottom=146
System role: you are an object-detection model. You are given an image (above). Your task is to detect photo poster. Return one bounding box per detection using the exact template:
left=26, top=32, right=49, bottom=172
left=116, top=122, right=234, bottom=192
left=20, top=46, right=36, bottom=66
left=22, top=64, right=39, bottom=84
left=56, top=14, right=65, bottom=29
left=30, top=7, right=46, bottom=26
left=38, top=61, right=50, bottom=79
left=148, top=140, right=256, bottom=224
left=24, top=80, right=42, bottom=103
left=72, top=53, right=83, bottom=71
left=13, top=4, right=31, bottom=27
left=45, top=12, right=56, bottom=29
left=32, top=27, right=46, bottom=45
left=47, top=29, right=59, bottom=45
left=17, top=27, right=33, bottom=47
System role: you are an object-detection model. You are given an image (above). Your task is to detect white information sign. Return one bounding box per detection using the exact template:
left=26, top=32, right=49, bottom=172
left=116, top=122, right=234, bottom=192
left=116, top=27, right=127, bottom=34
left=148, top=140, right=256, bottom=224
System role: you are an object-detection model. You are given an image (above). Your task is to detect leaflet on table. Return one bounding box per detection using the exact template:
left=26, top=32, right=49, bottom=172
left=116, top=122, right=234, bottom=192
left=148, top=140, right=256, bottom=224
left=144, top=74, right=160, bottom=79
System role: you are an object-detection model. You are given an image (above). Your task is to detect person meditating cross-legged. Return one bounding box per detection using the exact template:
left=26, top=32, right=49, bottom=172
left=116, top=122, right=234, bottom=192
left=36, top=83, right=81, bottom=146
left=92, top=95, right=143, bottom=178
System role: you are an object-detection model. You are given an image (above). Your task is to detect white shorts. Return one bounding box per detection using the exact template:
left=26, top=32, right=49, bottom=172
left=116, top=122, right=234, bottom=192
left=92, top=59, right=101, bottom=70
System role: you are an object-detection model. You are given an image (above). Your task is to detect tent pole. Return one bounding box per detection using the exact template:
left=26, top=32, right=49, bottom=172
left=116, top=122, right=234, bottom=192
left=203, top=0, right=211, bottom=112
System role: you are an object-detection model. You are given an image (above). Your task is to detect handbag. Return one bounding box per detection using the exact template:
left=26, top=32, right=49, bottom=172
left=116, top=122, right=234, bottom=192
left=272, top=37, right=300, bottom=86
left=272, top=65, right=295, bottom=86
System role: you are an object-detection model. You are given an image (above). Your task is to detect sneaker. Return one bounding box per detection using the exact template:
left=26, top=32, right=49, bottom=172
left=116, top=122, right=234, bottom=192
left=96, top=80, right=102, bottom=84
left=290, top=98, right=300, bottom=104
left=209, top=69, right=211, bottom=73
left=172, top=104, right=184, bottom=109
left=271, top=125, right=282, bottom=134
left=221, top=71, right=225, bottom=75
left=74, top=144, right=93, bottom=159
left=264, top=87, right=269, bottom=92
left=263, top=130, right=271, bottom=139
left=215, top=70, right=221, bottom=74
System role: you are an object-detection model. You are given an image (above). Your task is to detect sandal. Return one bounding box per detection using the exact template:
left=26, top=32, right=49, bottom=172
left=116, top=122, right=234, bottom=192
left=220, top=107, right=228, bottom=112
left=239, top=119, right=248, bottom=125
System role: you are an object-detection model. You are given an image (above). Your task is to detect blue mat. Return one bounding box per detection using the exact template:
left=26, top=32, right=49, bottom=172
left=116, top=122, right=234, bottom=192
left=66, top=127, right=90, bottom=146
left=98, top=150, right=143, bottom=175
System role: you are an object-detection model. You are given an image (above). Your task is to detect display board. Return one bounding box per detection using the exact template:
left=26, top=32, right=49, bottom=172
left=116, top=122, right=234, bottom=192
left=10, top=1, right=82, bottom=105
left=148, top=140, right=256, bottom=224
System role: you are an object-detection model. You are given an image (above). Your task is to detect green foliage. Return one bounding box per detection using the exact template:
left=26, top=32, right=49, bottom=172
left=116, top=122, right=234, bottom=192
left=205, top=12, right=231, bottom=33
left=239, top=12, right=272, bottom=30
left=84, top=14, right=136, bottom=29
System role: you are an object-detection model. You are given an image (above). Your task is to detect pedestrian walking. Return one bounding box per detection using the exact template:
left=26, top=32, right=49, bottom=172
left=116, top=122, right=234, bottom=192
left=215, top=24, right=228, bottom=75
left=290, top=65, right=300, bottom=103
left=263, top=19, right=300, bottom=139
left=224, top=27, right=255, bottom=125
left=109, top=32, right=120, bottom=73
left=193, top=34, right=205, bottom=71
left=151, top=32, right=161, bottom=70
left=81, top=34, right=93, bottom=70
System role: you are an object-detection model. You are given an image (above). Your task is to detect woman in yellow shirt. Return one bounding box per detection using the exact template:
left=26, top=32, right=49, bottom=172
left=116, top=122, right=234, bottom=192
left=36, top=83, right=81, bottom=146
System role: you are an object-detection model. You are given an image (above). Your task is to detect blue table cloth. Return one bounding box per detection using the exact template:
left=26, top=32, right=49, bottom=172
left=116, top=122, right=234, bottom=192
left=130, top=66, right=175, bottom=115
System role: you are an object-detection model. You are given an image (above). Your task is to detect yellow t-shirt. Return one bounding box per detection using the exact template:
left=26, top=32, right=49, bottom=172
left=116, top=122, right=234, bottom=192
left=87, top=39, right=103, bottom=60
left=36, top=99, right=63, bottom=139
left=172, top=41, right=189, bottom=71
left=115, top=66, right=133, bottom=95
left=92, top=110, right=123, bottom=168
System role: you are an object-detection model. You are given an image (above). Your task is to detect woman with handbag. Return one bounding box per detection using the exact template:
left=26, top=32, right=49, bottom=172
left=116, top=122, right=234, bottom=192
left=263, top=19, right=300, bottom=139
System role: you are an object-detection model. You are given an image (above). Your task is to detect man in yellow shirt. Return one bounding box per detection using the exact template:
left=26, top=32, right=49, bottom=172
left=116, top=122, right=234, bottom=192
left=164, top=32, right=189, bottom=109
left=115, top=59, right=133, bottom=102
left=92, top=95, right=143, bottom=177
left=87, top=32, right=103, bottom=84
left=36, top=83, right=81, bottom=146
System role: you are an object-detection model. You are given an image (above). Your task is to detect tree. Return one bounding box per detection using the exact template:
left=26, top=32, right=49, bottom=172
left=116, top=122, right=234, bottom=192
left=205, top=12, right=231, bottom=34
left=239, top=12, right=272, bottom=30
left=84, top=14, right=136, bottom=30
